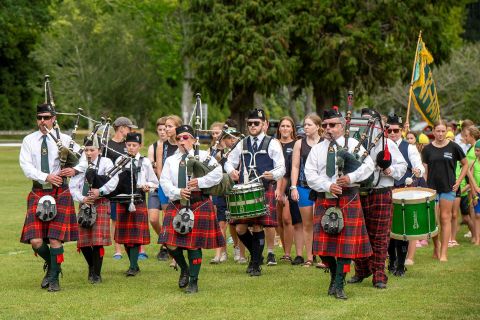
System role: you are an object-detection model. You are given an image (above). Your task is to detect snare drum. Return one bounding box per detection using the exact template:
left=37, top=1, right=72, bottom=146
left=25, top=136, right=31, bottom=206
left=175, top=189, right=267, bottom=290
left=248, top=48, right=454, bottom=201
left=226, top=183, right=267, bottom=219
left=110, top=194, right=143, bottom=204
left=391, top=187, right=438, bottom=240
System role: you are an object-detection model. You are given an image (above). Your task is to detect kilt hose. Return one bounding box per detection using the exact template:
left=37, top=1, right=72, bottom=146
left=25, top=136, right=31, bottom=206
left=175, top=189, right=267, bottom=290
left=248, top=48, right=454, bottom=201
left=21, top=187, right=78, bottom=243
left=353, top=189, right=393, bottom=284
left=158, top=199, right=225, bottom=249
left=313, top=192, right=372, bottom=259
left=229, top=183, right=278, bottom=227
left=77, top=198, right=112, bottom=248
left=114, top=201, right=150, bottom=245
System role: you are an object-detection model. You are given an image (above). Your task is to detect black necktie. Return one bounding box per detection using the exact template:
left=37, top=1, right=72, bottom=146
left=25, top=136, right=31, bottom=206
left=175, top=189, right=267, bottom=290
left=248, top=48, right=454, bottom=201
left=41, top=135, right=49, bottom=174
left=326, top=141, right=336, bottom=178
left=252, top=137, right=259, bottom=153
left=178, top=154, right=188, bottom=188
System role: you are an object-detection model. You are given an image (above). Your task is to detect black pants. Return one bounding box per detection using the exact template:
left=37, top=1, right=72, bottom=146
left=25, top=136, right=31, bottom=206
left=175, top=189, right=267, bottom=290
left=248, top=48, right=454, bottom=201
left=388, top=238, right=408, bottom=270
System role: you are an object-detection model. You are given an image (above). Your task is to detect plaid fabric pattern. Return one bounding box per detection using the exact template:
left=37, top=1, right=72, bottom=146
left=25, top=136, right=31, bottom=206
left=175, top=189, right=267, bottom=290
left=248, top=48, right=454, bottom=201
left=77, top=198, right=112, bottom=248
left=21, top=187, right=78, bottom=243
left=114, top=201, right=150, bottom=245
left=158, top=199, right=225, bottom=249
left=229, top=183, right=278, bottom=227
left=353, top=190, right=393, bottom=283
left=312, top=193, right=372, bottom=259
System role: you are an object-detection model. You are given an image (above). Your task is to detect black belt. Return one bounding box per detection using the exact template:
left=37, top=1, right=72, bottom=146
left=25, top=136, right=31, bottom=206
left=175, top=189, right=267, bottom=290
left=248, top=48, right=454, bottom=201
left=359, top=187, right=392, bottom=196
left=315, top=187, right=359, bottom=199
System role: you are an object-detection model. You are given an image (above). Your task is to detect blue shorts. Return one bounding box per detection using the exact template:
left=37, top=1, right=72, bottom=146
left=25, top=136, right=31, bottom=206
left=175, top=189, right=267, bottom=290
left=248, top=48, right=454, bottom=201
left=110, top=202, right=117, bottom=221
left=297, top=186, right=314, bottom=207
left=157, top=186, right=169, bottom=205
left=474, top=194, right=480, bottom=214
left=436, top=191, right=456, bottom=202
left=148, top=190, right=161, bottom=210
left=212, top=195, right=227, bottom=222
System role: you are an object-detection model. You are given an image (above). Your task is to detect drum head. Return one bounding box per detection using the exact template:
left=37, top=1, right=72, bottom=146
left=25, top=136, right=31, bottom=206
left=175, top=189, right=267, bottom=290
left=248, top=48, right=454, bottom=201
left=392, top=187, right=436, bottom=204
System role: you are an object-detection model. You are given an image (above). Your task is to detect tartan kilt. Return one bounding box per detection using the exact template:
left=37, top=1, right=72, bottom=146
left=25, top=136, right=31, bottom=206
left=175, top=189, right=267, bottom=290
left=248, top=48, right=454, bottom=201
left=21, top=187, right=78, bottom=243
left=77, top=198, right=112, bottom=248
left=313, top=192, right=372, bottom=259
left=158, top=199, right=225, bottom=249
left=229, top=183, right=278, bottom=227
left=114, top=201, right=150, bottom=245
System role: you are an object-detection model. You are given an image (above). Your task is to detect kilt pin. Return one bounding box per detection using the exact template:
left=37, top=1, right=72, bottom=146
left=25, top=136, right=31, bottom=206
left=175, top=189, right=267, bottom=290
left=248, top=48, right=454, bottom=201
left=159, top=199, right=225, bottom=249
left=21, top=187, right=78, bottom=243
left=353, top=189, right=393, bottom=284
left=77, top=198, right=112, bottom=248
left=114, top=201, right=150, bottom=245
left=313, top=193, right=372, bottom=259
left=229, top=183, right=277, bottom=227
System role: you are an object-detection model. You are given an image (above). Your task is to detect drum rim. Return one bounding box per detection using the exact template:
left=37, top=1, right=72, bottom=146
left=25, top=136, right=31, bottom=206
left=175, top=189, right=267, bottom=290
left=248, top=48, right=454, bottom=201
left=392, top=187, right=437, bottom=204
left=230, top=182, right=263, bottom=191
left=390, top=228, right=439, bottom=240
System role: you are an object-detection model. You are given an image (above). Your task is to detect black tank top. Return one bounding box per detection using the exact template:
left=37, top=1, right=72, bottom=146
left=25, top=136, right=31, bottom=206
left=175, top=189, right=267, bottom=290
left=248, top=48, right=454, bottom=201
left=162, top=140, right=178, bottom=166
left=281, top=140, right=296, bottom=177
left=299, top=137, right=318, bottom=183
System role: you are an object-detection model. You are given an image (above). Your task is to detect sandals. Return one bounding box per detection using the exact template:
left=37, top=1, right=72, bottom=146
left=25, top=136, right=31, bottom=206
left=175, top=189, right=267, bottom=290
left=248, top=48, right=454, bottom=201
left=303, top=260, right=313, bottom=267
left=279, top=255, right=292, bottom=262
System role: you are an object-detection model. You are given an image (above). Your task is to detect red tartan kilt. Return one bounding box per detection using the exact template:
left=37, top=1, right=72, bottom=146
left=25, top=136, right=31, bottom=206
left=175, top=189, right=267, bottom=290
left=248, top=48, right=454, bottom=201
left=158, top=199, right=225, bottom=249
left=77, top=198, right=112, bottom=247
left=229, top=183, right=278, bottom=227
left=114, top=202, right=150, bottom=245
left=20, top=187, right=78, bottom=243
left=313, top=193, right=372, bottom=259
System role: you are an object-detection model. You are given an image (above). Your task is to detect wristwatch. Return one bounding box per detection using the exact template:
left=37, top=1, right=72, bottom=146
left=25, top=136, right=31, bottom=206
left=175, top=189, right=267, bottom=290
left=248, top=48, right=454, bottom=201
left=289, top=185, right=297, bottom=190
left=99, top=190, right=104, bottom=197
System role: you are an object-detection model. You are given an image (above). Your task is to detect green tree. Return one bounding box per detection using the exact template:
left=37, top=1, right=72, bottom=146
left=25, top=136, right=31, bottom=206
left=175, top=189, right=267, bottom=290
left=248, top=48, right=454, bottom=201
left=0, top=0, right=52, bottom=129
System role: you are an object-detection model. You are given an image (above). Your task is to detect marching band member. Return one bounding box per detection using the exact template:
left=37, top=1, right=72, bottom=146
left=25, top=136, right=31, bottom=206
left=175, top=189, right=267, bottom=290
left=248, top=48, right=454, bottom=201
left=159, top=125, right=225, bottom=293
left=69, top=137, right=118, bottom=284
left=348, top=113, right=407, bottom=289
left=305, top=107, right=374, bottom=299
left=385, top=114, right=425, bottom=276
left=109, top=132, right=158, bottom=276
left=19, top=103, right=79, bottom=292
left=225, top=108, right=286, bottom=276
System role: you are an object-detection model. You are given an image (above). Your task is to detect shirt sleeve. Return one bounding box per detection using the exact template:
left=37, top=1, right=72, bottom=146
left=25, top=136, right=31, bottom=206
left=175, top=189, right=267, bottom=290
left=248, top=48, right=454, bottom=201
left=68, top=172, right=85, bottom=203
left=408, top=144, right=425, bottom=175
left=197, top=152, right=223, bottom=189
left=347, top=143, right=375, bottom=184
left=19, top=137, right=48, bottom=183
left=141, top=158, right=159, bottom=188
left=305, top=144, right=332, bottom=192
left=99, top=158, right=118, bottom=196
left=160, top=157, right=181, bottom=201
left=386, top=140, right=407, bottom=180
left=224, top=142, right=242, bottom=174
left=268, top=139, right=286, bottom=180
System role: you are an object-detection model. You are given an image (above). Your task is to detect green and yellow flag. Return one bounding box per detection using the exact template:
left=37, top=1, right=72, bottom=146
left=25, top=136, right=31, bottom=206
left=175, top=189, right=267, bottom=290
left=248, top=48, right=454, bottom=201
left=411, top=37, right=440, bottom=126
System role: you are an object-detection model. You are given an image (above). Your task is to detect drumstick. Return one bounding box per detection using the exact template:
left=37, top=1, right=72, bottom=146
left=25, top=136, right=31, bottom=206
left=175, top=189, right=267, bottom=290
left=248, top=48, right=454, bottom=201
left=245, top=166, right=283, bottom=184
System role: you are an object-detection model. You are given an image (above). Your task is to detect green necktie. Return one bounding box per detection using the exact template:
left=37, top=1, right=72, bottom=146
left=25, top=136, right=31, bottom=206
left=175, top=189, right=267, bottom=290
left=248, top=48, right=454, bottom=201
left=41, top=135, right=50, bottom=174
left=82, top=180, right=90, bottom=196
left=178, top=154, right=188, bottom=188
left=326, top=141, right=336, bottom=178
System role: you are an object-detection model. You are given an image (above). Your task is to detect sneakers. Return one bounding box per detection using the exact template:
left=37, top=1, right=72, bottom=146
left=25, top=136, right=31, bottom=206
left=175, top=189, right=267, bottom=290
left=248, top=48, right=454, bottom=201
left=113, top=252, right=122, bottom=260
left=157, top=247, right=169, bottom=261
left=233, top=246, right=241, bottom=262
left=464, top=231, right=472, bottom=238
left=227, top=236, right=234, bottom=244
left=266, top=252, right=277, bottom=266
left=138, top=252, right=148, bottom=260
left=210, top=256, right=221, bottom=264
left=219, top=252, right=228, bottom=263
left=125, top=267, right=140, bottom=277
left=291, top=256, right=304, bottom=265
left=237, top=257, right=248, bottom=264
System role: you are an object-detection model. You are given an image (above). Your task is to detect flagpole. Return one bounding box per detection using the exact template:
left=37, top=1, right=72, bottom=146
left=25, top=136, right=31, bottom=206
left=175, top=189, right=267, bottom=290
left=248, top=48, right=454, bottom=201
left=405, top=31, right=423, bottom=131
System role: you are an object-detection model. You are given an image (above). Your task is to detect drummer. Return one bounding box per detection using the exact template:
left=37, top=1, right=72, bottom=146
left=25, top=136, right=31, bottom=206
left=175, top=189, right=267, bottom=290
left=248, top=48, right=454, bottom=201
left=385, top=114, right=425, bottom=277
left=347, top=112, right=407, bottom=289
left=225, top=108, right=285, bottom=276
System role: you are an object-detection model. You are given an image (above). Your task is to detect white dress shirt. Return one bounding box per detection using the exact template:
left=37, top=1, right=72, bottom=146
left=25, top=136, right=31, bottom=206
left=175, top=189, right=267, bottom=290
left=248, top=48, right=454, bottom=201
left=19, top=130, right=80, bottom=184
left=69, top=156, right=118, bottom=202
left=161, top=149, right=223, bottom=201
left=305, top=136, right=375, bottom=193
left=224, top=132, right=286, bottom=181
left=115, top=153, right=159, bottom=189
left=393, top=138, right=425, bottom=176
left=369, top=138, right=407, bottom=188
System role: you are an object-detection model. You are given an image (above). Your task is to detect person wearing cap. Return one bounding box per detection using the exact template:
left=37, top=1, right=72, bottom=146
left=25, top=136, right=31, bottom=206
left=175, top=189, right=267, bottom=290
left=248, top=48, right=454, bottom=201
left=110, top=132, right=158, bottom=276
left=304, top=107, right=374, bottom=300
left=19, top=103, right=80, bottom=292
left=347, top=113, right=407, bottom=288
left=159, top=125, right=225, bottom=294
left=105, top=116, right=138, bottom=260
left=225, top=108, right=286, bottom=276
left=69, top=137, right=119, bottom=284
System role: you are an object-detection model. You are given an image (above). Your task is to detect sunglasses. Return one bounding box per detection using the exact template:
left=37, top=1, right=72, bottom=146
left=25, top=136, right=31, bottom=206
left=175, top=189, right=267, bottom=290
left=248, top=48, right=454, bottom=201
left=321, top=122, right=341, bottom=129
left=37, top=115, right=53, bottom=121
left=247, top=121, right=261, bottom=127
left=388, top=129, right=400, bottom=134
left=177, top=135, right=192, bottom=141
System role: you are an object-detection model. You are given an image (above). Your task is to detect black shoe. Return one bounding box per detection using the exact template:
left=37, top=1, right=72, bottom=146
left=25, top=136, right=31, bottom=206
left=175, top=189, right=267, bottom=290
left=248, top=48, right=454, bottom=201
left=41, top=262, right=49, bottom=289
left=157, top=247, right=169, bottom=261
left=334, top=287, right=348, bottom=300
left=125, top=267, right=140, bottom=277
left=266, top=253, right=277, bottom=266
left=328, top=278, right=336, bottom=296
left=185, top=279, right=198, bottom=294
left=388, top=259, right=396, bottom=273
left=91, top=274, right=102, bottom=284
left=374, top=282, right=387, bottom=289
left=291, top=256, right=305, bottom=265
left=249, top=265, right=262, bottom=277
left=88, top=266, right=95, bottom=283
left=47, top=279, right=60, bottom=292
left=246, top=261, right=254, bottom=274
left=178, top=269, right=189, bottom=288
left=347, top=275, right=364, bottom=284
left=394, top=267, right=406, bottom=277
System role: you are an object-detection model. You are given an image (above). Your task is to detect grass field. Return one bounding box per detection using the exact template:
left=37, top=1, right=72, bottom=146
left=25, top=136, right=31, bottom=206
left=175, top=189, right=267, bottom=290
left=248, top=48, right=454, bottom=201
left=1, top=146, right=479, bottom=320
